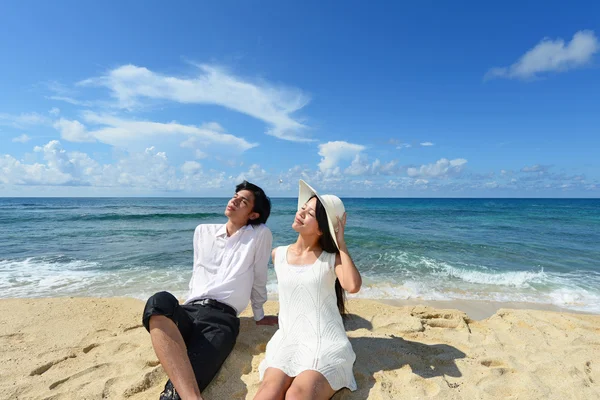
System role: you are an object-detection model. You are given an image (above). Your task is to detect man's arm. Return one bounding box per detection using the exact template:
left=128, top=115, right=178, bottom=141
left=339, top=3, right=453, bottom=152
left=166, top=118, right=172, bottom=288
left=189, top=225, right=202, bottom=292
left=251, top=226, right=276, bottom=324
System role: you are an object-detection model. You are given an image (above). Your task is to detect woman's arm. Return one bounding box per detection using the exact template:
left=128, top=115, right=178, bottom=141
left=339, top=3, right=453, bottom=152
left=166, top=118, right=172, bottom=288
left=334, top=213, right=362, bottom=293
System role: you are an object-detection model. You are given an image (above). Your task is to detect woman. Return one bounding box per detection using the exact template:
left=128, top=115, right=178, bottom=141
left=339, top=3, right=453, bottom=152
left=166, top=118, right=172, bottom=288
left=255, top=180, right=362, bottom=400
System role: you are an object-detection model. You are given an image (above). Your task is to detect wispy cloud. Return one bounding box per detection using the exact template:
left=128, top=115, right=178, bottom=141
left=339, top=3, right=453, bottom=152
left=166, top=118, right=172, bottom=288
left=396, top=143, right=412, bottom=150
left=0, top=112, right=50, bottom=129
left=12, top=134, right=31, bottom=143
left=79, top=64, right=312, bottom=142
left=520, top=164, right=551, bottom=173
left=45, top=81, right=96, bottom=107
left=420, top=142, right=434, bottom=146
left=485, top=30, right=599, bottom=80
left=48, top=95, right=95, bottom=107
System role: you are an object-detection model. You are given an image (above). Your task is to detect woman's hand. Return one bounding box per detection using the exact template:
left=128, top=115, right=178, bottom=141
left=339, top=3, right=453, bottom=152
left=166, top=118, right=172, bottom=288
left=335, top=212, right=347, bottom=248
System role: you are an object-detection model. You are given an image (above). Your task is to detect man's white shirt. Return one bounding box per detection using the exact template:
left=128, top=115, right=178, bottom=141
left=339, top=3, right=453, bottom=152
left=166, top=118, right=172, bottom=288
left=185, top=223, right=273, bottom=321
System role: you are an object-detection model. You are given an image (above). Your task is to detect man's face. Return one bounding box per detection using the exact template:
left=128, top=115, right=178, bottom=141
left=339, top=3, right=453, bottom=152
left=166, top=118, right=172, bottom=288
left=225, top=189, right=259, bottom=224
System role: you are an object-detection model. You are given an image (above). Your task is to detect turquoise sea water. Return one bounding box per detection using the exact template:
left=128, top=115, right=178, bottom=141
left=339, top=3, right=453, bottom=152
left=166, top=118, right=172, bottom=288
left=1, top=198, right=599, bottom=313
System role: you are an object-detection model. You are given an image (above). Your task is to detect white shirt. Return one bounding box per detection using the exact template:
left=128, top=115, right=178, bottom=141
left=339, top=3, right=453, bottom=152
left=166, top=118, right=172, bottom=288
left=184, top=223, right=273, bottom=321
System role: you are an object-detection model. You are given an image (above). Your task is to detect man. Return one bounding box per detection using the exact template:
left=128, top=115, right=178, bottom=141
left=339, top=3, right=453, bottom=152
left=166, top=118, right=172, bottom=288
left=142, top=181, right=277, bottom=400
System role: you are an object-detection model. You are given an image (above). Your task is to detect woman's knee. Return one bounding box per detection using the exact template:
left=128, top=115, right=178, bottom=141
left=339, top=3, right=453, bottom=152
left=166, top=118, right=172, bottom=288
left=284, top=386, right=306, bottom=400
left=254, top=380, right=286, bottom=400
left=285, top=375, right=334, bottom=400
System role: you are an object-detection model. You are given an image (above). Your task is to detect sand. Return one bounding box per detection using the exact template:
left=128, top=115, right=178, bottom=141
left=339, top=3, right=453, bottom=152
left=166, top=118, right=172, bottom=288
left=1, top=297, right=599, bottom=399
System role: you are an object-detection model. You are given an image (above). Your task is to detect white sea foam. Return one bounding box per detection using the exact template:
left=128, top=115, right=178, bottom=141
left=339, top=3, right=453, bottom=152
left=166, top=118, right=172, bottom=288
left=2, top=254, right=599, bottom=314
left=342, top=279, right=600, bottom=313
left=437, top=265, right=547, bottom=287
left=0, top=257, right=189, bottom=300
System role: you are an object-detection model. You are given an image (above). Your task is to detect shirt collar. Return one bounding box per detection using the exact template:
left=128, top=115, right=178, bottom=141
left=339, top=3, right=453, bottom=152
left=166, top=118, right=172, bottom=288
left=215, top=223, right=254, bottom=238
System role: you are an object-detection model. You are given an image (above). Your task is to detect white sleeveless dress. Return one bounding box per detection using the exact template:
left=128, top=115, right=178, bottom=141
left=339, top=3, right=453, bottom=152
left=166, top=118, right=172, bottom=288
left=258, top=246, right=357, bottom=391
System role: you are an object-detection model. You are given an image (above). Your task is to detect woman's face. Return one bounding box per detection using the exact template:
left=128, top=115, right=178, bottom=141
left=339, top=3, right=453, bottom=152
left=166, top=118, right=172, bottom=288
left=292, top=197, right=321, bottom=235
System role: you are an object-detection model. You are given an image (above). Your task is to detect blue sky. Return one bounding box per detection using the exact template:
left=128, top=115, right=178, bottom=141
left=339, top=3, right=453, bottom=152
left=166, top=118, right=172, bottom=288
left=1, top=1, right=599, bottom=197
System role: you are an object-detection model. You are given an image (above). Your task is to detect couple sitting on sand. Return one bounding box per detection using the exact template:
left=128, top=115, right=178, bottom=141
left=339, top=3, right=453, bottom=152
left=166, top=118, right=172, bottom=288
left=142, top=180, right=362, bottom=400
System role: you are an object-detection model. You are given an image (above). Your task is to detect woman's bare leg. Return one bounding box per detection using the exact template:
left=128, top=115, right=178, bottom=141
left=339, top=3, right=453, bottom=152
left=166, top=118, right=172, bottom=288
left=254, top=367, right=294, bottom=400
left=284, top=370, right=336, bottom=400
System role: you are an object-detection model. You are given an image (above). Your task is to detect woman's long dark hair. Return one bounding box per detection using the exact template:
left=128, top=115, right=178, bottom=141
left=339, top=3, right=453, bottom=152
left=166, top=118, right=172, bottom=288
left=311, top=195, right=347, bottom=318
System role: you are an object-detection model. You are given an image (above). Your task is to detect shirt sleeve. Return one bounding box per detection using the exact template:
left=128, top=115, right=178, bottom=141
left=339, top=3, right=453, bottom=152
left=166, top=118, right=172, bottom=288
left=189, top=225, right=202, bottom=292
left=251, top=226, right=273, bottom=321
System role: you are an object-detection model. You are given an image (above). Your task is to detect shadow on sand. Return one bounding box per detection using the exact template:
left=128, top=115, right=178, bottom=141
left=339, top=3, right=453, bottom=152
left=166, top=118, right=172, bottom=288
left=335, top=313, right=466, bottom=399
left=205, top=314, right=466, bottom=399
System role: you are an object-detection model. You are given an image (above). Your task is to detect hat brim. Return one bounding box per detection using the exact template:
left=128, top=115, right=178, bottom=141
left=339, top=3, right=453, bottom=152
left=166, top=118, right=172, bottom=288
left=298, top=179, right=340, bottom=250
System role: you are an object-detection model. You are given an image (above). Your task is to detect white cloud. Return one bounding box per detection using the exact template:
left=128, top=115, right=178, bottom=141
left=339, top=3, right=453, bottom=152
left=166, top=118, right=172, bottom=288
left=53, top=118, right=96, bottom=142
left=0, top=154, right=71, bottom=185
left=1, top=140, right=258, bottom=192
left=396, top=143, right=411, bottom=150
left=420, top=142, right=434, bottom=146
left=34, top=140, right=78, bottom=176
left=2, top=141, right=597, bottom=196
left=12, top=134, right=31, bottom=143
left=181, top=161, right=202, bottom=174
left=179, top=160, right=230, bottom=190
left=79, top=64, right=312, bottom=142
left=1, top=141, right=89, bottom=186
left=386, top=178, right=430, bottom=190
left=486, top=30, right=599, bottom=80
left=236, top=164, right=269, bottom=183
left=84, top=112, right=256, bottom=153
left=380, top=160, right=398, bottom=173
left=100, top=146, right=180, bottom=190
left=2, top=140, right=182, bottom=190
left=49, top=107, right=61, bottom=116
left=407, top=158, right=467, bottom=178
left=345, top=154, right=374, bottom=176
left=344, top=155, right=398, bottom=176
left=194, top=149, right=208, bottom=159
left=318, top=141, right=366, bottom=174
left=52, top=112, right=256, bottom=155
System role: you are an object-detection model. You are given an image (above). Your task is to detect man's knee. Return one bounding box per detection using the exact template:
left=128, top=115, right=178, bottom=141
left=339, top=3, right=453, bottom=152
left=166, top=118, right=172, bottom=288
left=148, top=314, right=176, bottom=329
left=142, top=291, right=179, bottom=331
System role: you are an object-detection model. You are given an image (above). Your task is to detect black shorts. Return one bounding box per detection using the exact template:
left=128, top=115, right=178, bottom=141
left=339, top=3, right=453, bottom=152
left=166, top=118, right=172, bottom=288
left=142, top=291, right=240, bottom=394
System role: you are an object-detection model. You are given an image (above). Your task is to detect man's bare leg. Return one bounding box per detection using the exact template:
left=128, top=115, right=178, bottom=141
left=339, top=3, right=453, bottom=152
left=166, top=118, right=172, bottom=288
left=149, top=315, right=203, bottom=400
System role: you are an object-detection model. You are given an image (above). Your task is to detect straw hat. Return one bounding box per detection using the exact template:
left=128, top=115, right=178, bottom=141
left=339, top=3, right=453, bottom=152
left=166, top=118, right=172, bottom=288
left=298, top=180, right=345, bottom=250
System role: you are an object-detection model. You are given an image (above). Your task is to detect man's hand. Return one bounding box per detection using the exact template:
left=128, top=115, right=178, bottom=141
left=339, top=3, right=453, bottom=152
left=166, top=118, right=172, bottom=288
left=256, top=315, right=278, bottom=326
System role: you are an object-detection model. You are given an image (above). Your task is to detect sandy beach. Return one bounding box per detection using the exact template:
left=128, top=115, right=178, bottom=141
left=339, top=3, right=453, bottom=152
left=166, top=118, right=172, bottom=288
left=1, top=297, right=598, bottom=400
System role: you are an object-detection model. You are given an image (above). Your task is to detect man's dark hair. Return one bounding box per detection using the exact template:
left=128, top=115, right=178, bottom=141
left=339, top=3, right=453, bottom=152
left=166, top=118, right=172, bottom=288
left=235, top=181, right=271, bottom=225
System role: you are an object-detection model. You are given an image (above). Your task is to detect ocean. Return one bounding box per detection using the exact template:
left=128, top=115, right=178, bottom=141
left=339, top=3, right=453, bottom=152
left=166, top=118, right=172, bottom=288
left=1, top=197, right=599, bottom=313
